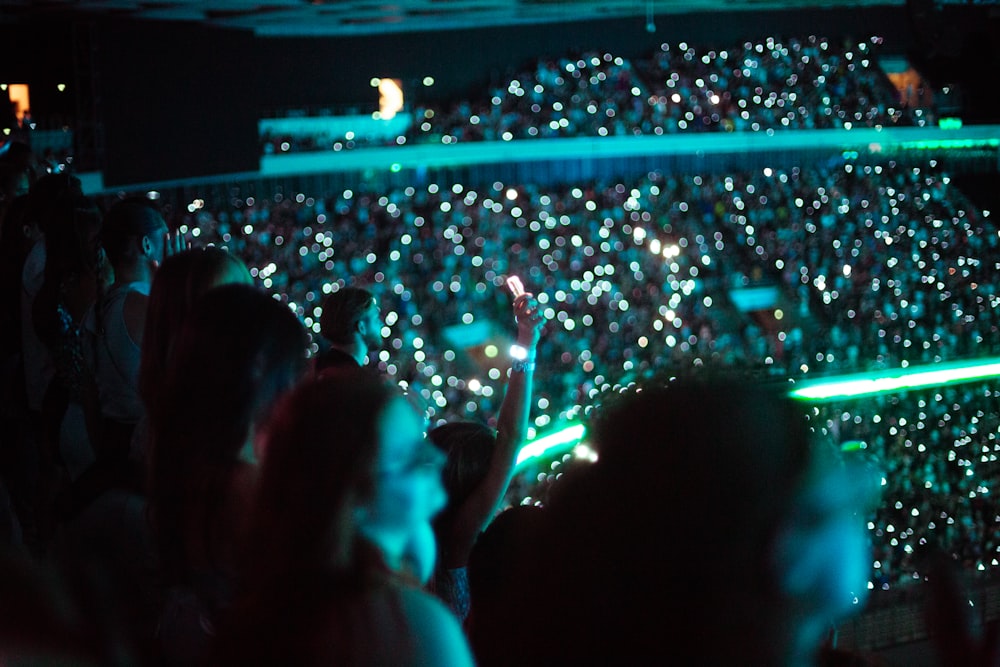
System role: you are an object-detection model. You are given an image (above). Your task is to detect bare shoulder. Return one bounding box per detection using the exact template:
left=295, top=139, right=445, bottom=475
left=397, top=587, right=475, bottom=667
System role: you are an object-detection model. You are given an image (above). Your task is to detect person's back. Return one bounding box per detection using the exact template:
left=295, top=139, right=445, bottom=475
left=465, top=505, right=545, bottom=665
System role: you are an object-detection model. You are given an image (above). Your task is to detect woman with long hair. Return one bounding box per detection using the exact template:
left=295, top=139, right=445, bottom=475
left=214, top=370, right=473, bottom=665
left=148, top=283, right=307, bottom=666
left=137, top=246, right=251, bottom=421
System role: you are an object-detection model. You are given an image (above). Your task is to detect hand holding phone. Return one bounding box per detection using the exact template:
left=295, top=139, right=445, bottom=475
left=507, top=276, right=544, bottom=346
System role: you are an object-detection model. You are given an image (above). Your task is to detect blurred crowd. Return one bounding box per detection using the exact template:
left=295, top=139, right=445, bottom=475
left=0, top=60, right=994, bottom=660
left=817, top=381, right=1000, bottom=591
left=126, top=155, right=1000, bottom=598
left=263, top=34, right=933, bottom=155
left=153, top=159, right=996, bottom=425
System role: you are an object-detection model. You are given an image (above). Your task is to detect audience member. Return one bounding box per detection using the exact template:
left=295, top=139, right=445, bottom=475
left=428, top=290, right=544, bottom=619
left=92, top=200, right=172, bottom=459
left=36, top=249, right=255, bottom=665
left=134, top=246, right=252, bottom=466
left=7, top=174, right=84, bottom=556
left=465, top=505, right=546, bottom=662
left=213, top=370, right=473, bottom=665
left=314, top=285, right=383, bottom=372
left=32, top=191, right=109, bottom=494
left=148, top=283, right=307, bottom=666
left=501, top=376, right=878, bottom=664
left=21, top=175, right=85, bottom=419
left=137, top=247, right=252, bottom=426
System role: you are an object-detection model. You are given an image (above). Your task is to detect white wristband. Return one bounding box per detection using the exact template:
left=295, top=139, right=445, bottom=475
left=510, top=358, right=536, bottom=373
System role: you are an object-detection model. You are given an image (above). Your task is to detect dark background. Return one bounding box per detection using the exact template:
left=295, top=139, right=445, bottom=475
left=3, top=3, right=997, bottom=185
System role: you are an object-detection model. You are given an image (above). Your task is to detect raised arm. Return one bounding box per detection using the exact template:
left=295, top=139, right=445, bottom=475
left=439, top=293, right=544, bottom=568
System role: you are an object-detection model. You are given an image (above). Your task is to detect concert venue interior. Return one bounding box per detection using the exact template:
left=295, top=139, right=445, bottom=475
left=4, top=1, right=1000, bottom=664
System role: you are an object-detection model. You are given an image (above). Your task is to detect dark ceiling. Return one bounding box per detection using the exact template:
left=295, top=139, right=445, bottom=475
left=3, top=0, right=904, bottom=37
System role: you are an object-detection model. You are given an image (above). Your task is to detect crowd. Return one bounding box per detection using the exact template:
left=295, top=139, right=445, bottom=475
left=816, top=381, right=1000, bottom=591
left=141, top=156, right=1000, bottom=594
left=0, top=177, right=883, bottom=664
left=1, top=117, right=998, bottom=662
left=6, top=156, right=961, bottom=634
left=146, top=159, right=997, bottom=426
left=263, top=34, right=933, bottom=155
left=2, top=156, right=561, bottom=662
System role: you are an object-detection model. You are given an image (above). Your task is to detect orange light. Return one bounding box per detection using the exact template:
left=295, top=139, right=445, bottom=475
left=9, top=84, right=30, bottom=123
left=378, top=79, right=403, bottom=120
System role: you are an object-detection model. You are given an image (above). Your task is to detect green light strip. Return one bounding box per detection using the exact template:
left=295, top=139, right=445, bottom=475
left=513, top=359, right=1000, bottom=468
left=901, top=139, right=1000, bottom=151
left=789, top=357, right=1000, bottom=402
left=515, top=423, right=586, bottom=468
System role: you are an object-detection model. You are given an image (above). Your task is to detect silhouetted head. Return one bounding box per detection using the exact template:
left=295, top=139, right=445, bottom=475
left=41, top=191, right=102, bottom=280
left=138, top=246, right=252, bottom=410
left=319, top=286, right=381, bottom=348
left=24, top=173, right=82, bottom=236
left=217, top=370, right=448, bottom=667
left=428, top=421, right=496, bottom=508
left=100, top=199, right=167, bottom=271
left=528, top=376, right=875, bottom=664
left=153, top=283, right=307, bottom=454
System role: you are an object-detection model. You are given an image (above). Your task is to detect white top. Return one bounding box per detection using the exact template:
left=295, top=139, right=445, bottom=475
left=95, top=281, right=150, bottom=424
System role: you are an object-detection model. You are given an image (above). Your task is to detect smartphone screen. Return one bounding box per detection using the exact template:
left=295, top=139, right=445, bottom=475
left=506, top=275, right=525, bottom=298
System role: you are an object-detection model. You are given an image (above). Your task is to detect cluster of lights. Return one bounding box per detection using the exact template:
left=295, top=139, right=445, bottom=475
left=807, top=377, right=1000, bottom=591
left=516, top=358, right=1000, bottom=593
left=146, top=156, right=1000, bottom=591
left=640, top=36, right=920, bottom=133
left=262, top=34, right=930, bottom=156
left=166, top=159, right=996, bottom=430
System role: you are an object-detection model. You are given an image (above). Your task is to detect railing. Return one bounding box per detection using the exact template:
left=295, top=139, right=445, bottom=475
left=258, top=125, right=1000, bottom=180
left=94, top=125, right=1000, bottom=195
